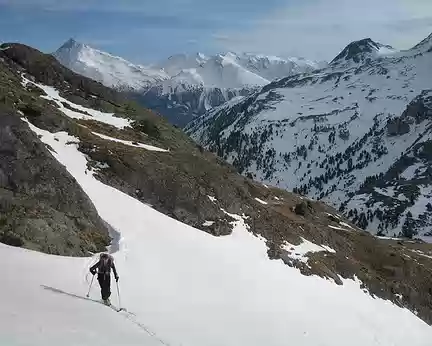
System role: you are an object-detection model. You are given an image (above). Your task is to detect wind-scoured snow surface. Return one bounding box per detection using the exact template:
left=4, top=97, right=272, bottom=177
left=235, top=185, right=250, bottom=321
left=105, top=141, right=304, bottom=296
left=2, top=116, right=431, bottom=345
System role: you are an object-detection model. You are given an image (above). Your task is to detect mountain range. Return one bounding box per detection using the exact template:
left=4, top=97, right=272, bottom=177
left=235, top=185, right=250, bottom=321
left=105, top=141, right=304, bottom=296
left=1, top=35, right=432, bottom=344
left=187, top=33, right=432, bottom=240
left=54, top=39, right=321, bottom=127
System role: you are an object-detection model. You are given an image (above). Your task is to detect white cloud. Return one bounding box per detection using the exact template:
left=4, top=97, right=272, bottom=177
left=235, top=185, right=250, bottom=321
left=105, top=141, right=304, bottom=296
left=215, top=0, right=432, bottom=60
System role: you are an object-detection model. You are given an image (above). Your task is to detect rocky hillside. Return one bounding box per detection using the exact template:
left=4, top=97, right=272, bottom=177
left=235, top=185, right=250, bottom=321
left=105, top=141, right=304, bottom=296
left=0, top=48, right=111, bottom=255
left=2, top=42, right=432, bottom=325
left=187, top=33, right=432, bottom=240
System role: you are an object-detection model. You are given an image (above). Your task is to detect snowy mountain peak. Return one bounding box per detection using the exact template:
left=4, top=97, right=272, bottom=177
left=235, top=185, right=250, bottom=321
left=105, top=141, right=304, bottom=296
left=55, top=38, right=89, bottom=65
left=331, top=38, right=395, bottom=65
left=59, top=38, right=81, bottom=50
left=53, top=39, right=169, bottom=91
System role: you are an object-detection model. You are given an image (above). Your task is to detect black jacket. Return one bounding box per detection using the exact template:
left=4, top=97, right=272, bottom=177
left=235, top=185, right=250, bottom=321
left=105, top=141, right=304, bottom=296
left=90, top=257, right=118, bottom=279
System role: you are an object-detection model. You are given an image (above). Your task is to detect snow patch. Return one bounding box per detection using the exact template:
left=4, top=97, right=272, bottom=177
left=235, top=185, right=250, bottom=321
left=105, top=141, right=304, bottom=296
left=377, top=236, right=402, bottom=241
left=339, top=222, right=355, bottom=230
left=255, top=198, right=268, bottom=205
left=92, top=131, right=169, bottom=152
left=207, top=195, right=217, bottom=203
left=25, top=78, right=130, bottom=129
left=283, top=237, right=336, bottom=264
left=329, top=225, right=352, bottom=232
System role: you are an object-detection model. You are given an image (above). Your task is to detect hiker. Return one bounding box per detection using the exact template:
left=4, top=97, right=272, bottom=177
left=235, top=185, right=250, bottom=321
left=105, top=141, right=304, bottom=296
left=90, top=253, right=119, bottom=305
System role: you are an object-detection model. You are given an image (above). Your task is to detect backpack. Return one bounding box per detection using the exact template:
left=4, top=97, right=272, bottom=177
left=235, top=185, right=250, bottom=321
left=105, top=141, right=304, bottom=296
left=99, top=253, right=112, bottom=274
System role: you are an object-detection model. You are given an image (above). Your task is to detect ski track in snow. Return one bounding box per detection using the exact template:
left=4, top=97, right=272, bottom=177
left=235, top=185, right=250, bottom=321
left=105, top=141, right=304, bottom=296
left=0, top=117, right=428, bottom=345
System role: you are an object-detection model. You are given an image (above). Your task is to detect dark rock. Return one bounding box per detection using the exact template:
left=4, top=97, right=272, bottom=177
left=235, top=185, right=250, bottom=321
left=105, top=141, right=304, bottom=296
left=0, top=108, right=110, bottom=255
left=387, top=117, right=410, bottom=136
left=0, top=232, right=24, bottom=247
left=294, top=201, right=314, bottom=216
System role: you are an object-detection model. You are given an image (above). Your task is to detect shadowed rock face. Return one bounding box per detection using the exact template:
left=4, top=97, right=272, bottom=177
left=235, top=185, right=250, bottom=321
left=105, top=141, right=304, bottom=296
left=0, top=107, right=110, bottom=255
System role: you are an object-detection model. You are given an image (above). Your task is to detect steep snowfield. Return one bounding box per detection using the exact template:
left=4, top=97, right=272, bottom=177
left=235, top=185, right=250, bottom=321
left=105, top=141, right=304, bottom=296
left=2, top=117, right=431, bottom=346
left=188, top=34, right=432, bottom=237
left=53, top=39, right=169, bottom=90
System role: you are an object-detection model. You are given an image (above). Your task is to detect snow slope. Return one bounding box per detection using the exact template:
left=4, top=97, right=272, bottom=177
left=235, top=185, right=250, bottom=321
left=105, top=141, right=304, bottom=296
left=53, top=39, right=169, bottom=91
left=187, top=34, right=432, bottom=238
left=2, top=97, right=432, bottom=345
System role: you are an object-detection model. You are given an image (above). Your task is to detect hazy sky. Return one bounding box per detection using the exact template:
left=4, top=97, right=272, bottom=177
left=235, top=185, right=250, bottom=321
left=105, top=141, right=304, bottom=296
left=0, top=0, right=431, bottom=64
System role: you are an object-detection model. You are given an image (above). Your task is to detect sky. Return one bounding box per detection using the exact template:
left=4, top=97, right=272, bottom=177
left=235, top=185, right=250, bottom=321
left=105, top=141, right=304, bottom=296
left=0, top=0, right=432, bottom=64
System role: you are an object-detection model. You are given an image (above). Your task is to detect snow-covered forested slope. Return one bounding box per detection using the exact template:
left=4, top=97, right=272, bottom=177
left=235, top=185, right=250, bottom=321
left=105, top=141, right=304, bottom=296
left=54, top=40, right=320, bottom=127
left=187, top=33, right=432, bottom=239
left=2, top=42, right=432, bottom=345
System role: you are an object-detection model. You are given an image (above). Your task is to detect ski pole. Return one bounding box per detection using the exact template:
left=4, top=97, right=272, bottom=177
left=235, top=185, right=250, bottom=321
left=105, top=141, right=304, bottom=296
left=86, top=274, right=95, bottom=298
left=116, top=280, right=122, bottom=310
